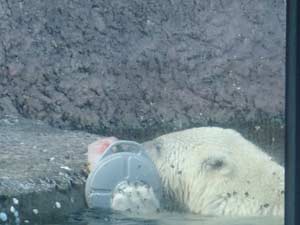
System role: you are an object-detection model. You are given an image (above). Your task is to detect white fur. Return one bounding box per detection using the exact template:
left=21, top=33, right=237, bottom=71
left=88, top=127, right=284, bottom=216
left=144, top=127, right=284, bottom=216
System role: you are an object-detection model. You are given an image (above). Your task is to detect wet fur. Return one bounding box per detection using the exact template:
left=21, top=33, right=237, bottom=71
left=143, top=127, right=284, bottom=216
left=88, top=127, right=284, bottom=216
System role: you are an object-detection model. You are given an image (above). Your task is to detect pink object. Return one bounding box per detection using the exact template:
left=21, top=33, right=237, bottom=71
left=87, top=136, right=118, bottom=172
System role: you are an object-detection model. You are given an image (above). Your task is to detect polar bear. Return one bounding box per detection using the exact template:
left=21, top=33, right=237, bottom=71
left=87, top=127, right=284, bottom=216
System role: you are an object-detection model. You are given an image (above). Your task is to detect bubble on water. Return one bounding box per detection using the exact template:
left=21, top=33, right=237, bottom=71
left=13, top=198, right=19, bottom=205
left=0, top=212, right=8, bottom=222
left=15, top=217, right=20, bottom=225
left=55, top=201, right=62, bottom=209
left=14, top=211, right=19, bottom=218
left=24, top=219, right=30, bottom=223
left=33, top=209, right=39, bottom=215
left=11, top=207, right=20, bottom=225
left=10, top=206, right=16, bottom=213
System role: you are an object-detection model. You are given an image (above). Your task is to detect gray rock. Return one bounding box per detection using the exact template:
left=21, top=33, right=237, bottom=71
left=0, top=0, right=285, bottom=140
left=0, top=116, right=98, bottom=224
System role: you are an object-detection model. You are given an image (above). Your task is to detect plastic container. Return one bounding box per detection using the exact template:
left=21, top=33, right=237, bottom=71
left=85, top=140, right=161, bottom=209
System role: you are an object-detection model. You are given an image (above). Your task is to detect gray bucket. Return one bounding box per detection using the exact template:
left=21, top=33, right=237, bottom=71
left=85, top=140, right=162, bottom=209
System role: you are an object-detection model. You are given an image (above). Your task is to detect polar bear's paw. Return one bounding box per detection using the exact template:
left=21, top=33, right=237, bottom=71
left=111, top=181, right=160, bottom=215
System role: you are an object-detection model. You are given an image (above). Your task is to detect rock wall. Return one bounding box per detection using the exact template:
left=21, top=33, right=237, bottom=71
left=0, top=116, right=98, bottom=224
left=0, top=0, right=286, bottom=139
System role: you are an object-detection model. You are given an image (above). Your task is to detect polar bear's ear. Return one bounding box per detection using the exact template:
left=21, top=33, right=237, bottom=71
left=143, top=140, right=162, bottom=160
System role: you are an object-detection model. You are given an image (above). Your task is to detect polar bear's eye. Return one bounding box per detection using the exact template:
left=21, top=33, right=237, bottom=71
left=202, top=158, right=225, bottom=171
left=211, top=159, right=224, bottom=169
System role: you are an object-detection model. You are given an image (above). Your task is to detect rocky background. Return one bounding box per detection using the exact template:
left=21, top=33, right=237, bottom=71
left=0, top=0, right=285, bottom=144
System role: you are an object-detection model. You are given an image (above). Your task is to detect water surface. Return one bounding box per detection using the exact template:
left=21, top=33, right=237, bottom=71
left=63, top=209, right=283, bottom=225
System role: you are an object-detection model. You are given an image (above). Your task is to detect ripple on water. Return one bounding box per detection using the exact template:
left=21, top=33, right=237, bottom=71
left=62, top=209, right=284, bottom=225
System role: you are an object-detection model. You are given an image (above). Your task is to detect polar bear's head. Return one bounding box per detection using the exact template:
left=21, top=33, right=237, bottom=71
left=144, top=127, right=284, bottom=216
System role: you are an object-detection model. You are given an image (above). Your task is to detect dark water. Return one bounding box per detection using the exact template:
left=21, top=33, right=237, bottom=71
left=60, top=209, right=283, bottom=225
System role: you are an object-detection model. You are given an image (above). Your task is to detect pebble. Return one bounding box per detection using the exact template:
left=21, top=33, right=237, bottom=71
left=255, top=125, right=261, bottom=131
left=60, top=166, right=72, bottom=171
left=24, top=220, right=30, bottom=223
left=33, top=209, right=39, bottom=215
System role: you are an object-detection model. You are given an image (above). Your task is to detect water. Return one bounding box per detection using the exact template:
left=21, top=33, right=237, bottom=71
left=62, top=209, right=283, bottom=225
